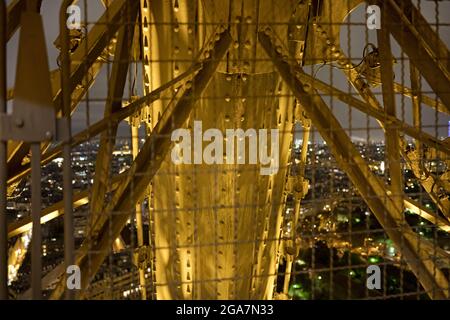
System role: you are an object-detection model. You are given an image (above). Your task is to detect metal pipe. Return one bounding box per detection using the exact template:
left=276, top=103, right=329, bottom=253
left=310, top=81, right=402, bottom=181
left=0, top=0, right=8, bottom=300
left=60, top=0, right=75, bottom=300
left=30, top=143, right=42, bottom=299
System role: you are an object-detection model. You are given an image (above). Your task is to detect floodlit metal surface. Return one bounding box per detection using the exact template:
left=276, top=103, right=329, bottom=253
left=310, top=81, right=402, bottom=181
left=258, top=30, right=449, bottom=299
left=384, top=0, right=450, bottom=113
left=88, top=0, right=139, bottom=241
left=0, top=0, right=449, bottom=301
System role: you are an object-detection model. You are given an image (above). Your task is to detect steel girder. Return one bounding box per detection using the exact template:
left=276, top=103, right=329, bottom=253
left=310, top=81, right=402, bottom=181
left=47, top=30, right=233, bottom=299
left=293, top=71, right=450, bottom=156
left=6, top=0, right=42, bottom=41
left=381, top=0, right=450, bottom=113
left=259, top=30, right=449, bottom=299
left=377, top=11, right=404, bottom=214
left=4, top=1, right=132, bottom=292
left=362, top=74, right=449, bottom=116
left=88, top=0, right=139, bottom=237
left=6, top=65, right=201, bottom=284
left=6, top=62, right=201, bottom=188
left=310, top=12, right=450, bottom=230
left=3, top=0, right=449, bottom=301
left=406, top=149, right=450, bottom=221
left=6, top=0, right=129, bottom=187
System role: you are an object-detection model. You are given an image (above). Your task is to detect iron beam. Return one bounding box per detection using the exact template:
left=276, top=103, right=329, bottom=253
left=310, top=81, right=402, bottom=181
left=383, top=0, right=450, bottom=112
left=6, top=0, right=128, bottom=185
left=294, top=71, right=450, bottom=156
left=88, top=0, right=139, bottom=236
left=259, top=30, right=449, bottom=299
left=6, top=62, right=201, bottom=188
left=65, top=29, right=232, bottom=299
left=6, top=0, right=42, bottom=41
left=378, top=11, right=404, bottom=214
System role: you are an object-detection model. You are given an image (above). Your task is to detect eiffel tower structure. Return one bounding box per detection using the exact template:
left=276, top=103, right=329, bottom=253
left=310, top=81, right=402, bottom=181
left=0, top=0, right=449, bottom=300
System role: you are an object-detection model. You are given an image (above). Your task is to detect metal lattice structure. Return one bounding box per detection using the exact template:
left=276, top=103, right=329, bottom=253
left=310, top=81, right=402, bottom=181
left=0, top=0, right=449, bottom=300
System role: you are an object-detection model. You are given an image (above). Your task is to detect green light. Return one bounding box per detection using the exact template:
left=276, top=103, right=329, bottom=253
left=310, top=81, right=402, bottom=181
left=368, top=256, right=380, bottom=264
left=292, top=283, right=301, bottom=289
left=349, top=270, right=355, bottom=277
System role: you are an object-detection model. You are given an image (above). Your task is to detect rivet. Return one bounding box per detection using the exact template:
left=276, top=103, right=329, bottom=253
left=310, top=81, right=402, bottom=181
left=15, top=117, right=24, bottom=128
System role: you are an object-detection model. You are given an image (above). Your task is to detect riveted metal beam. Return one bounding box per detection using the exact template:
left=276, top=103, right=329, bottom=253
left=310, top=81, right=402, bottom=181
left=6, top=0, right=129, bottom=187
left=88, top=0, right=139, bottom=238
left=383, top=0, right=450, bottom=112
left=293, top=71, right=450, bottom=156
left=6, top=62, right=201, bottom=188
left=377, top=9, right=404, bottom=214
left=48, top=29, right=232, bottom=299
left=259, top=30, right=449, bottom=299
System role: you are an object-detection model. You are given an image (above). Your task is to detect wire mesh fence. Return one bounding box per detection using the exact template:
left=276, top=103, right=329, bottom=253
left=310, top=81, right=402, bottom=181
left=1, top=0, right=449, bottom=300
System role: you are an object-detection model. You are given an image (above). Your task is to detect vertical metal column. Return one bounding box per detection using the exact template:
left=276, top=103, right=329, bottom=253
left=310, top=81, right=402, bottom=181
left=131, top=124, right=147, bottom=300
left=60, top=0, right=75, bottom=300
left=0, top=0, right=8, bottom=301
left=30, top=143, right=42, bottom=299
left=283, top=111, right=311, bottom=295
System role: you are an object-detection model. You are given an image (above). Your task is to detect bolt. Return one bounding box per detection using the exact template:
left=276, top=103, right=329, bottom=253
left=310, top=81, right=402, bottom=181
left=45, top=131, right=53, bottom=140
